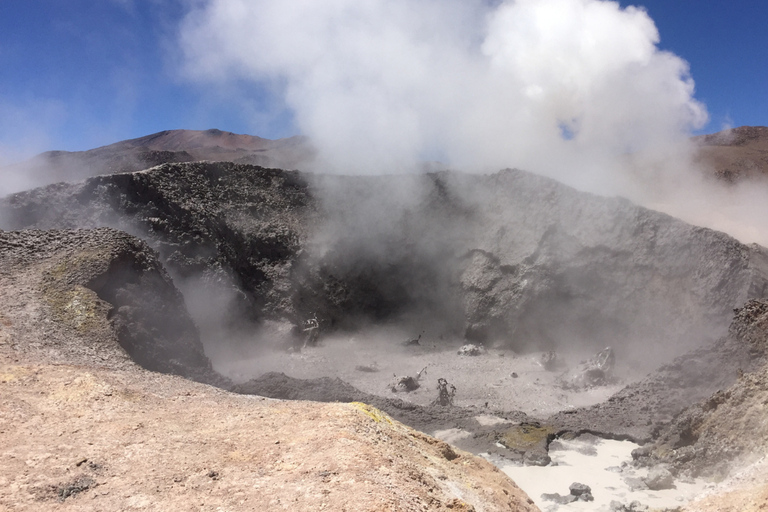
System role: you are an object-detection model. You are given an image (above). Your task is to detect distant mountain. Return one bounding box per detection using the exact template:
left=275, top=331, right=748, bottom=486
left=1, top=129, right=315, bottom=193
left=694, top=126, right=768, bottom=182
left=4, top=125, right=767, bottom=195
left=102, top=128, right=309, bottom=158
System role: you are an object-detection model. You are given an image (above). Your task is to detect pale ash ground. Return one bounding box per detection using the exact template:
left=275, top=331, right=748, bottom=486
left=208, top=330, right=638, bottom=418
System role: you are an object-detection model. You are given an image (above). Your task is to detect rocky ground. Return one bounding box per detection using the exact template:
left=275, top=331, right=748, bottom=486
left=0, top=228, right=537, bottom=511
left=4, top=164, right=767, bottom=371
left=2, top=141, right=768, bottom=509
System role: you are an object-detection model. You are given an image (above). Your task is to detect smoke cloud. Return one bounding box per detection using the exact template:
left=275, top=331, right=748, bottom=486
left=179, top=0, right=706, bottom=190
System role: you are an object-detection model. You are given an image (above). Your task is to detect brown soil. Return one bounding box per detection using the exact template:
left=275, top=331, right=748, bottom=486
left=0, top=362, right=536, bottom=511
left=4, top=126, right=768, bottom=510
left=683, top=458, right=768, bottom=512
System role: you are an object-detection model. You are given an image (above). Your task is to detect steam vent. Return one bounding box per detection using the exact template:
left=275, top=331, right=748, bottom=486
left=3, top=127, right=768, bottom=510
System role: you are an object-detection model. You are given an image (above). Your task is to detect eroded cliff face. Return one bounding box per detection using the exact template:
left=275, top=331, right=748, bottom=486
left=3, top=164, right=768, bottom=368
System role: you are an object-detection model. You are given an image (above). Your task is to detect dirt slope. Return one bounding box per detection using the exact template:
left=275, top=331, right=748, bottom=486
left=0, top=363, right=537, bottom=512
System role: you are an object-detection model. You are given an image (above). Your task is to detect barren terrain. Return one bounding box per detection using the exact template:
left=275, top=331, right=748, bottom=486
left=0, top=362, right=537, bottom=512
left=2, top=129, right=768, bottom=510
left=0, top=228, right=537, bottom=511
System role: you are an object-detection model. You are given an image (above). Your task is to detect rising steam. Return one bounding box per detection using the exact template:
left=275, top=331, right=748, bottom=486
left=179, top=0, right=706, bottom=190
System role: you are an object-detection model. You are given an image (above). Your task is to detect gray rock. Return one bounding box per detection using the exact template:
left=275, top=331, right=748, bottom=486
left=523, top=450, right=551, bottom=467
left=0, top=227, right=225, bottom=386
left=622, top=476, right=649, bottom=491
left=644, top=466, right=675, bottom=490
left=609, top=500, right=650, bottom=512
left=457, top=344, right=485, bottom=356
left=4, top=165, right=767, bottom=363
left=541, top=492, right=577, bottom=504
left=569, top=482, right=592, bottom=496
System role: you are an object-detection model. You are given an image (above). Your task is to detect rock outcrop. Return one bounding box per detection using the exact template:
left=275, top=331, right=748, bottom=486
left=0, top=227, right=538, bottom=511
left=547, top=300, right=767, bottom=442
left=0, top=227, right=221, bottom=384
left=1, top=163, right=315, bottom=335
left=633, top=299, right=768, bottom=480
left=3, top=164, right=767, bottom=368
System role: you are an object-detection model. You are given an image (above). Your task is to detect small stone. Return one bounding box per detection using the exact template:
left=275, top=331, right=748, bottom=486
left=569, top=482, right=591, bottom=496
left=541, top=492, right=577, bottom=504
left=457, top=344, right=485, bottom=356
left=644, top=466, right=675, bottom=490
left=523, top=451, right=551, bottom=467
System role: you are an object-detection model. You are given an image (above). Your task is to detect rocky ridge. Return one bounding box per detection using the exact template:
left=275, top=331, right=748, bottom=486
left=3, top=164, right=768, bottom=369
left=548, top=301, right=767, bottom=443
left=633, top=299, right=768, bottom=480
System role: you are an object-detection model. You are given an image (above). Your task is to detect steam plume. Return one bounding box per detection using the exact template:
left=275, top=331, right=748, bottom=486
left=179, top=0, right=706, bottom=189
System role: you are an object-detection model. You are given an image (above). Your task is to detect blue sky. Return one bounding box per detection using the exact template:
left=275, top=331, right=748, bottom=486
left=0, top=0, right=766, bottom=161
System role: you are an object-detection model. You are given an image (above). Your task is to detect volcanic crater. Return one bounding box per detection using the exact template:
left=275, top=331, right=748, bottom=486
left=3, top=128, right=768, bottom=511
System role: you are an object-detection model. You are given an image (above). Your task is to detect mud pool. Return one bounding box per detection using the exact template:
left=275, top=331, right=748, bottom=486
left=497, top=435, right=711, bottom=511
left=207, top=331, right=637, bottom=417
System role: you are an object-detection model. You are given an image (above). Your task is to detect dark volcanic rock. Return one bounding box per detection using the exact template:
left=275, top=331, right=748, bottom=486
left=541, top=492, right=577, bottom=504
left=3, top=165, right=768, bottom=367
left=1, top=162, right=314, bottom=332
left=0, top=227, right=224, bottom=385
left=233, top=371, right=367, bottom=402
left=569, top=482, right=592, bottom=497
